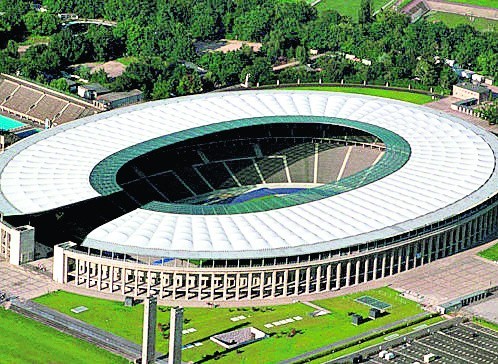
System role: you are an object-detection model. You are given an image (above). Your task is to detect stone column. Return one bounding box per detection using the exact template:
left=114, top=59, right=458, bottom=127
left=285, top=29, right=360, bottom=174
left=259, top=272, right=265, bottom=299
left=363, top=258, right=369, bottom=283
left=325, top=264, right=332, bottom=291
left=271, top=271, right=277, bottom=298
left=283, top=269, right=289, bottom=297
left=315, top=265, right=322, bottom=293
left=168, top=306, right=183, bottom=364
left=345, top=261, right=351, bottom=287
left=235, top=273, right=241, bottom=300
left=335, top=263, right=342, bottom=290
left=381, top=254, right=386, bottom=278
left=305, top=267, right=311, bottom=294
left=355, top=260, right=361, bottom=285
left=294, top=268, right=300, bottom=295
left=142, top=297, right=158, bottom=364
left=389, top=253, right=395, bottom=276
left=372, top=255, right=378, bottom=280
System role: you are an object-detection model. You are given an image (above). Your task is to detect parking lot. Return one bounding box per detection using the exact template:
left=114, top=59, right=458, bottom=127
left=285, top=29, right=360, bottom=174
left=363, top=322, right=498, bottom=364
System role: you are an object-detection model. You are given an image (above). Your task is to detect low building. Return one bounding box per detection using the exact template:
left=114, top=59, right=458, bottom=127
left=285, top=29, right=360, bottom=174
left=94, top=89, right=143, bottom=110
left=77, top=83, right=110, bottom=100
left=453, top=82, right=491, bottom=104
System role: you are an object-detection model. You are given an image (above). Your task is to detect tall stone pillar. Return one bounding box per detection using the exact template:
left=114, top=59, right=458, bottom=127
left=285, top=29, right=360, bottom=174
left=168, top=306, right=183, bottom=364
left=335, top=263, right=342, bottom=290
left=372, top=255, right=378, bottom=280
left=345, top=261, right=351, bottom=287
left=363, top=258, right=369, bottom=283
left=355, top=260, right=361, bottom=285
left=142, top=297, right=158, bottom=364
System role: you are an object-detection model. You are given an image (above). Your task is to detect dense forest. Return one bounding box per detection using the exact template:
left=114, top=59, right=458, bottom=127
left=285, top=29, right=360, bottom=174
left=1, top=0, right=497, bottom=99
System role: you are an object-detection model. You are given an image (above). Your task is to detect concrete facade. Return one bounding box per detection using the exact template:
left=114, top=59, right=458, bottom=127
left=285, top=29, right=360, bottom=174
left=0, top=220, right=35, bottom=265
left=52, top=196, right=498, bottom=303
left=453, top=83, right=492, bottom=104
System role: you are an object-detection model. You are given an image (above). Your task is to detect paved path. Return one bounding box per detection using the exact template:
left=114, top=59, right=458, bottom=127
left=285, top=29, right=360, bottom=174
left=302, top=301, right=331, bottom=314
left=0, top=258, right=59, bottom=299
left=279, top=312, right=430, bottom=364
left=7, top=298, right=169, bottom=363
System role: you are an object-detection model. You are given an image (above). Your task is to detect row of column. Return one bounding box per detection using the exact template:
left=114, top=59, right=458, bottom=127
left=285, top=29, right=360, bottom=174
left=61, top=204, right=498, bottom=301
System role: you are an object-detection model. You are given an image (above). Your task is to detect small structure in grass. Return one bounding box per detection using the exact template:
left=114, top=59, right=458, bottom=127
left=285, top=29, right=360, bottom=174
left=369, top=308, right=382, bottom=319
left=351, top=313, right=363, bottom=326
left=210, top=327, right=266, bottom=350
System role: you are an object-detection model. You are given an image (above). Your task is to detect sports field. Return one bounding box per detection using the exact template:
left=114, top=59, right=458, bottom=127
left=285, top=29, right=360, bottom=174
left=0, top=308, right=127, bottom=364
left=425, top=11, right=498, bottom=32
left=315, top=0, right=390, bottom=19
left=478, top=242, right=498, bottom=261
left=34, top=287, right=425, bottom=363
left=287, top=86, right=433, bottom=104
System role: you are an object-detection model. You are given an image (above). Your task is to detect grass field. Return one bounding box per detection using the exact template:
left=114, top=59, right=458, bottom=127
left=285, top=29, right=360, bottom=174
left=34, top=287, right=424, bottom=363
left=0, top=308, right=128, bottom=364
left=425, top=11, right=498, bottom=32
left=478, top=242, right=498, bottom=261
left=315, top=0, right=389, bottom=20
left=116, top=56, right=138, bottom=66
left=287, top=86, right=433, bottom=104
left=443, top=0, right=498, bottom=8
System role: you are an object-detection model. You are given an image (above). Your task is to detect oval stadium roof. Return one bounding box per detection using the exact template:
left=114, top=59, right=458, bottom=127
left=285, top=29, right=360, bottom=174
left=0, top=91, right=497, bottom=259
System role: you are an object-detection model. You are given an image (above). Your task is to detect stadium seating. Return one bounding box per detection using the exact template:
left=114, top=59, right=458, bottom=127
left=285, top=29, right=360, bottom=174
left=0, top=75, right=99, bottom=125
left=3, top=86, right=43, bottom=113
left=341, top=146, right=383, bottom=179
left=0, top=80, right=18, bottom=104
left=115, top=123, right=386, bottom=204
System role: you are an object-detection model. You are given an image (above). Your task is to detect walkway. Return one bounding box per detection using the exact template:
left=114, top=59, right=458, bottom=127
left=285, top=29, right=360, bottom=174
left=8, top=298, right=169, bottom=363
left=279, top=312, right=430, bottom=363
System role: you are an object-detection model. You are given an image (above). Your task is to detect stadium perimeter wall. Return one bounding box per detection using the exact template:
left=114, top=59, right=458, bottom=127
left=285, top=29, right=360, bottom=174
left=53, top=196, right=498, bottom=304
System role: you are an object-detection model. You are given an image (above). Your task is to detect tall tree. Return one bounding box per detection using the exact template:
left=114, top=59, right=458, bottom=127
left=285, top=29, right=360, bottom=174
left=358, top=0, right=372, bottom=25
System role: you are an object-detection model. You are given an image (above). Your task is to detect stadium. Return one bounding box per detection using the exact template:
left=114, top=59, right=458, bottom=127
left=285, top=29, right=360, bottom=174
left=0, top=90, right=497, bottom=303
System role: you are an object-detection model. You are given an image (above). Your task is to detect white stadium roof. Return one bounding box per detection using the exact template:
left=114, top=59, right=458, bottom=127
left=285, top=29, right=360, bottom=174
left=0, top=91, right=497, bottom=259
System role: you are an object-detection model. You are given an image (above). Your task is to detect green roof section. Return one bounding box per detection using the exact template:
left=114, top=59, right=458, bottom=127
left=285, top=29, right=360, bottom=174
left=90, top=116, right=411, bottom=215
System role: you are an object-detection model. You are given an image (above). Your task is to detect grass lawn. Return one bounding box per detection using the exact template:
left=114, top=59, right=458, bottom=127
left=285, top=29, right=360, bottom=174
left=425, top=11, right=498, bottom=32
left=116, top=56, right=138, bottom=66
left=443, top=0, right=498, bottom=8
left=0, top=308, right=128, bottom=364
left=19, top=35, right=51, bottom=46
left=315, top=0, right=390, bottom=19
left=287, top=86, right=433, bottom=104
left=34, top=287, right=424, bottom=363
left=478, top=242, right=498, bottom=261
left=308, top=316, right=445, bottom=363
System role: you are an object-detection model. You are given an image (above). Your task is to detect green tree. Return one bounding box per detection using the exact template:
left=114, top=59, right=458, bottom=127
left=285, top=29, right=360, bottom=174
left=358, top=0, right=372, bottom=25
left=177, top=72, right=203, bottom=96
left=21, top=44, right=61, bottom=79
left=49, top=77, right=69, bottom=92
left=414, top=58, right=439, bottom=86
left=478, top=99, right=498, bottom=125
left=23, top=11, right=59, bottom=36
left=477, top=51, right=498, bottom=79
left=439, top=66, right=458, bottom=91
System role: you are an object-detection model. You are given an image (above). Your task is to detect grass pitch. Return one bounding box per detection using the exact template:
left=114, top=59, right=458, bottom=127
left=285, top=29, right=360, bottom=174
left=315, top=0, right=390, bottom=19
left=0, top=308, right=128, bottom=364
left=425, top=11, right=498, bottom=32
left=478, top=242, right=498, bottom=261
left=34, top=286, right=424, bottom=363
left=287, top=86, right=433, bottom=104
